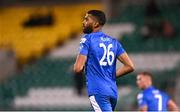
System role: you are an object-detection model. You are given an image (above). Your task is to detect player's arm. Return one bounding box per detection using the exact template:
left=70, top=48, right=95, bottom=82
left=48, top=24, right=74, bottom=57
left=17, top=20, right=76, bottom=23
left=167, top=99, right=179, bottom=111
left=137, top=93, right=148, bottom=112
left=116, top=52, right=135, bottom=78
left=74, top=54, right=87, bottom=74
left=139, top=105, right=148, bottom=112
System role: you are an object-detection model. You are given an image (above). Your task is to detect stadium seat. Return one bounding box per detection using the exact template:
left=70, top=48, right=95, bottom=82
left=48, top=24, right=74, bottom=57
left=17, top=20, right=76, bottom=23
left=109, top=5, right=180, bottom=52
left=0, top=3, right=103, bottom=64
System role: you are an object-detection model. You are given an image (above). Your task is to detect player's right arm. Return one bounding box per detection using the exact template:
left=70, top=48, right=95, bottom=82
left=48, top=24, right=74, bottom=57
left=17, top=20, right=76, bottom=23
left=167, top=99, right=179, bottom=111
left=115, top=41, right=134, bottom=78
left=116, top=52, right=135, bottom=78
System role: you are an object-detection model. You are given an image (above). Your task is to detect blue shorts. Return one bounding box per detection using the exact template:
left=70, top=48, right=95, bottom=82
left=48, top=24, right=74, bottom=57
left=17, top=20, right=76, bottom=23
left=89, top=94, right=117, bottom=112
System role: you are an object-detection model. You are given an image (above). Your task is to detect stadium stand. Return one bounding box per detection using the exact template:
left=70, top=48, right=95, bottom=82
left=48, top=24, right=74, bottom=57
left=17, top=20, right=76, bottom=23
left=0, top=3, right=103, bottom=64
left=109, top=5, right=180, bottom=52
left=0, top=55, right=179, bottom=110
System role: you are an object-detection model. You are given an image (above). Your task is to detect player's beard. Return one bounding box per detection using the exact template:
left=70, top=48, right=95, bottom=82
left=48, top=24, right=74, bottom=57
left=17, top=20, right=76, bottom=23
left=83, top=25, right=93, bottom=34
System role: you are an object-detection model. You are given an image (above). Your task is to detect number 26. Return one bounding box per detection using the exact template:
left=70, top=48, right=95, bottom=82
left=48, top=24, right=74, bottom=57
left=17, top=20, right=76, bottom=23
left=99, top=43, right=115, bottom=66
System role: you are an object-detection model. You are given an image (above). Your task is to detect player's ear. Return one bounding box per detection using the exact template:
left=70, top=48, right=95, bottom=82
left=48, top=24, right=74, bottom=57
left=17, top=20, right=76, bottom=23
left=94, top=22, right=99, bottom=28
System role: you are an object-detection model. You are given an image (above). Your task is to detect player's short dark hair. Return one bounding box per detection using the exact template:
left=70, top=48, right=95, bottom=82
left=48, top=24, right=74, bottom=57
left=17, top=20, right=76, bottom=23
left=87, top=10, right=106, bottom=26
left=139, top=71, right=153, bottom=79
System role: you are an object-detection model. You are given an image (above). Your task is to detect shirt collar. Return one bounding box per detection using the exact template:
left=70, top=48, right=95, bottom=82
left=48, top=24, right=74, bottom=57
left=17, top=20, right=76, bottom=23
left=145, top=86, right=154, bottom=91
left=91, top=31, right=103, bottom=34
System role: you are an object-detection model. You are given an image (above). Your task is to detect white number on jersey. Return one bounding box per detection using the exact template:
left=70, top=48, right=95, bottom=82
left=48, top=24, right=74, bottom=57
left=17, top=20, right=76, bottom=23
left=99, top=43, right=115, bottom=66
left=155, top=94, right=163, bottom=111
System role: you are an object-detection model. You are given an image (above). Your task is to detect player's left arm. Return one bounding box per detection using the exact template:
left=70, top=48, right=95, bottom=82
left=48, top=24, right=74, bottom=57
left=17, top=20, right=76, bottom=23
left=137, top=93, right=148, bottom=112
left=116, top=52, right=135, bottom=78
left=167, top=99, right=179, bottom=111
left=139, top=105, right=148, bottom=112
left=74, top=54, right=87, bottom=74
left=74, top=35, right=89, bottom=74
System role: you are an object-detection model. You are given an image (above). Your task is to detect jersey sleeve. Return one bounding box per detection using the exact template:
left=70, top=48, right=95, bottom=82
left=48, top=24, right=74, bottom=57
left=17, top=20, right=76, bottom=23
left=137, top=93, right=148, bottom=108
left=163, top=92, right=171, bottom=102
left=116, top=41, right=125, bottom=57
left=79, top=35, right=90, bottom=56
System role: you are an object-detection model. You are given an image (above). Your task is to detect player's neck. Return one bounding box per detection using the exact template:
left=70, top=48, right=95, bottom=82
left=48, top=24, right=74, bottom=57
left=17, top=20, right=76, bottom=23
left=93, top=27, right=102, bottom=33
left=144, top=85, right=153, bottom=89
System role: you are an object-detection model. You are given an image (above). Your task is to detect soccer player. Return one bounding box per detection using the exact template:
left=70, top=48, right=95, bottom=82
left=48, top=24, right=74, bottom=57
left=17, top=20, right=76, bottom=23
left=74, top=10, right=135, bottom=111
left=136, top=72, right=179, bottom=111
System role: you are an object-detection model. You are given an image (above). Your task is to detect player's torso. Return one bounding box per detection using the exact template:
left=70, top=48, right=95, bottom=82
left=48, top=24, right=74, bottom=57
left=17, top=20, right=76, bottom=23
left=85, top=32, right=118, bottom=97
left=144, top=88, right=169, bottom=111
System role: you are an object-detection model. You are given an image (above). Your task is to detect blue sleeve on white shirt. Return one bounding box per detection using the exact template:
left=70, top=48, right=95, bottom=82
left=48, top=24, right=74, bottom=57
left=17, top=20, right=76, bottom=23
left=137, top=93, right=148, bottom=108
left=116, top=41, right=125, bottom=57
left=79, top=35, right=90, bottom=56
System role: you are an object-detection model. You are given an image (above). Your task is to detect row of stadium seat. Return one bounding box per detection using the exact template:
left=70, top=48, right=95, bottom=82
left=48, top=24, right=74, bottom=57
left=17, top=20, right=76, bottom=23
left=121, top=31, right=180, bottom=52
left=108, top=5, right=180, bottom=52
left=0, top=57, right=179, bottom=108
left=0, top=3, right=103, bottom=64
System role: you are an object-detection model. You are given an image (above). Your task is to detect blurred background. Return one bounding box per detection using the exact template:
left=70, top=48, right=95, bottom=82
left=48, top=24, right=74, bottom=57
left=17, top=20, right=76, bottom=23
left=0, top=0, right=180, bottom=110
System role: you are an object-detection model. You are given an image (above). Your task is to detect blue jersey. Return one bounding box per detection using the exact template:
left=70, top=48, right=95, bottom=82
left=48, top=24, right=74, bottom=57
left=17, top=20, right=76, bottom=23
left=137, top=86, right=170, bottom=111
left=79, top=31, right=125, bottom=98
